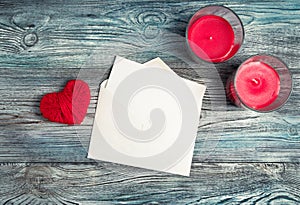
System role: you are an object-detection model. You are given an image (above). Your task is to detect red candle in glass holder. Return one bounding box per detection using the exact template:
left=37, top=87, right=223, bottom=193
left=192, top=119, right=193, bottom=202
left=227, top=55, right=293, bottom=112
left=186, top=6, right=244, bottom=63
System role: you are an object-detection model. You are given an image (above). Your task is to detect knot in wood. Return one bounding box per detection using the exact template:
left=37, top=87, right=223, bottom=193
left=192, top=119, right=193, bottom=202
left=143, top=24, right=160, bottom=39
left=24, top=166, right=54, bottom=197
left=23, top=32, right=38, bottom=47
left=137, top=11, right=166, bottom=41
left=288, top=125, right=298, bottom=136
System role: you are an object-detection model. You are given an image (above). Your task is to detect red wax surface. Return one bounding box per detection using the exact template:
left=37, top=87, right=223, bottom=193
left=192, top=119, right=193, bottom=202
left=188, top=15, right=237, bottom=62
left=235, top=61, right=280, bottom=110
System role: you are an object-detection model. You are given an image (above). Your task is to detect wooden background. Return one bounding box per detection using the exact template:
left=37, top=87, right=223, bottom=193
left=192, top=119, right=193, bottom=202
left=0, top=0, right=299, bottom=204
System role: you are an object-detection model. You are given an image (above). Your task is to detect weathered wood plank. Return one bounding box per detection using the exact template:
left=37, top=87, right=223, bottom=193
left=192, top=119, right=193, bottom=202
left=0, top=1, right=299, bottom=204
left=0, top=0, right=299, bottom=65
left=0, top=162, right=299, bottom=204
left=0, top=0, right=299, bottom=163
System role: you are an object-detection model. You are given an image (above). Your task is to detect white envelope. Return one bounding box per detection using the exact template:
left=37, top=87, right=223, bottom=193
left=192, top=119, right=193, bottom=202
left=88, top=56, right=206, bottom=176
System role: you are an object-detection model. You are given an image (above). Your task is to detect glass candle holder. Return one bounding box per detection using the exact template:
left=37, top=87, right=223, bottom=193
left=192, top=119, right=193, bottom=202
left=186, top=5, right=244, bottom=63
left=226, top=55, right=293, bottom=112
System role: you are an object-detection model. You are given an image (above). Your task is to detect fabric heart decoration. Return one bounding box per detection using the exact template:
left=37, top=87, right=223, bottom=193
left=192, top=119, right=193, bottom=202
left=40, top=80, right=90, bottom=125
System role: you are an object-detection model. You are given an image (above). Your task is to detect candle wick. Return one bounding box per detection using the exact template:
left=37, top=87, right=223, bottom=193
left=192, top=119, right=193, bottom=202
left=209, top=36, right=213, bottom=40
left=252, top=78, right=259, bottom=85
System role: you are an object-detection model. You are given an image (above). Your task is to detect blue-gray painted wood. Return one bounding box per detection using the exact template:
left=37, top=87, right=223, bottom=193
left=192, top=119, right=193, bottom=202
left=0, top=162, right=299, bottom=204
left=0, top=0, right=299, bottom=163
left=0, top=0, right=299, bottom=204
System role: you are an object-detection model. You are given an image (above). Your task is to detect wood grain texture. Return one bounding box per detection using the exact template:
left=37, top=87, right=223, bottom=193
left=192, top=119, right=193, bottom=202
left=1, top=0, right=299, bottom=163
left=0, top=162, right=299, bottom=204
left=0, top=0, right=299, bottom=204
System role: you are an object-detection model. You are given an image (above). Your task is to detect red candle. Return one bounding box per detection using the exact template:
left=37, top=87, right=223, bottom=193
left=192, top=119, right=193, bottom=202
left=234, top=61, right=280, bottom=109
left=187, top=15, right=237, bottom=62
left=186, top=6, right=243, bottom=63
left=227, top=55, right=292, bottom=112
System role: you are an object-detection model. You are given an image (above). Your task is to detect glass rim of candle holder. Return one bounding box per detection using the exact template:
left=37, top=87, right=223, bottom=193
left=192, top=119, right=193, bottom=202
left=232, top=54, right=293, bottom=112
left=186, top=5, right=244, bottom=63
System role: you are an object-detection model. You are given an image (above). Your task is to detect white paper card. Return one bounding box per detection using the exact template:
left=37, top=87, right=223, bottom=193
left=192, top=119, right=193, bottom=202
left=88, top=56, right=206, bottom=176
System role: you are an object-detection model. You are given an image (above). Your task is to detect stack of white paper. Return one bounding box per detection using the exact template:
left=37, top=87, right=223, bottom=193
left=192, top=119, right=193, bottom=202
left=88, top=56, right=206, bottom=176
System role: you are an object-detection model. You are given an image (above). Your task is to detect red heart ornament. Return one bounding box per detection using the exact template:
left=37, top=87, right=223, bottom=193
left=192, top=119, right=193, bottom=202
left=40, top=80, right=90, bottom=125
